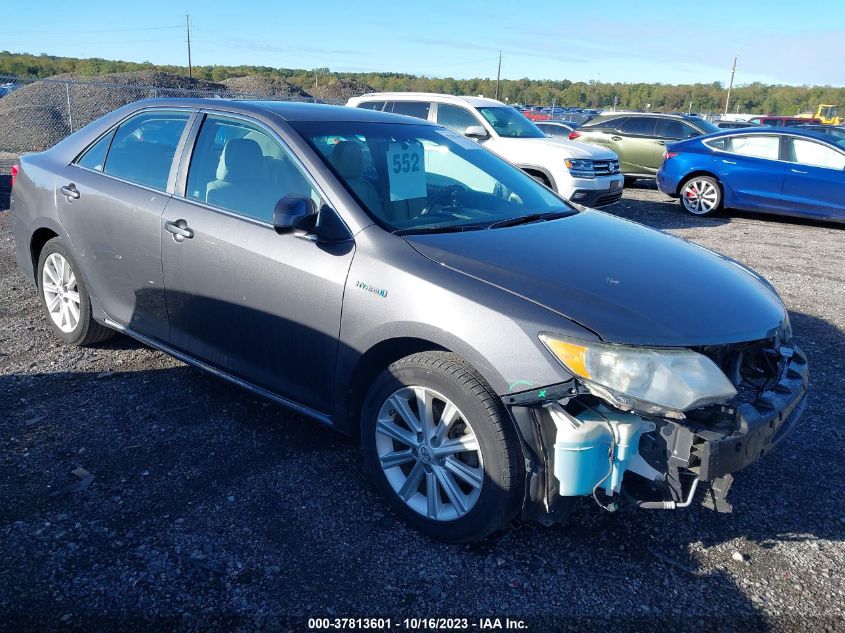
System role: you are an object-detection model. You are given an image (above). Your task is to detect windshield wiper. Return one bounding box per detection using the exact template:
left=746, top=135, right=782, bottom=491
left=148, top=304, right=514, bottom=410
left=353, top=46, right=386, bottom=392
left=487, top=210, right=575, bottom=229
left=394, top=222, right=490, bottom=236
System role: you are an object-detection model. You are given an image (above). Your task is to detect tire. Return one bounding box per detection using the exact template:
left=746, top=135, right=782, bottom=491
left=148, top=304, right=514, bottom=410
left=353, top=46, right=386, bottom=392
left=37, top=237, right=115, bottom=346
left=623, top=176, right=639, bottom=187
left=361, top=352, right=522, bottom=542
left=679, top=175, right=722, bottom=217
left=524, top=170, right=552, bottom=189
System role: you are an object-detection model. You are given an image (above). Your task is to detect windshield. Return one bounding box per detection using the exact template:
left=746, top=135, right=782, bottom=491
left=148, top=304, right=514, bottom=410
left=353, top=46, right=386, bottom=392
left=475, top=107, right=545, bottom=138
left=292, top=121, right=573, bottom=233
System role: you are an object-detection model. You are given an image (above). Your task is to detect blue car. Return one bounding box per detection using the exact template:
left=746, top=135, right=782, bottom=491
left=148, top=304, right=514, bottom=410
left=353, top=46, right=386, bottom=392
left=657, top=127, right=845, bottom=222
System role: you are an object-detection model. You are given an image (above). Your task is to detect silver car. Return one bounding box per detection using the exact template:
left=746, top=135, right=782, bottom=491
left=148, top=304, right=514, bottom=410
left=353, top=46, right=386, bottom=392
left=11, top=100, right=808, bottom=541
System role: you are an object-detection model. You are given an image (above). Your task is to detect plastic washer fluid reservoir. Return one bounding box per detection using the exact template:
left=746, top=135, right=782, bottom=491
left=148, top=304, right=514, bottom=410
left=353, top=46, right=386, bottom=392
left=545, top=403, right=656, bottom=496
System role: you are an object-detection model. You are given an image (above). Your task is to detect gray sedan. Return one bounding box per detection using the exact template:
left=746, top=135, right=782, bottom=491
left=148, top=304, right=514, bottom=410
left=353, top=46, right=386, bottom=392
left=11, top=100, right=808, bottom=541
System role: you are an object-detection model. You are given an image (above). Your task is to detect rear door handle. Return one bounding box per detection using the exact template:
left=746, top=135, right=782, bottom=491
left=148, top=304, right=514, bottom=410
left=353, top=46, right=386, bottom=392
left=790, top=168, right=808, bottom=174
left=164, top=219, right=194, bottom=240
left=610, top=136, right=622, bottom=141
left=60, top=183, right=80, bottom=199
left=721, top=159, right=737, bottom=165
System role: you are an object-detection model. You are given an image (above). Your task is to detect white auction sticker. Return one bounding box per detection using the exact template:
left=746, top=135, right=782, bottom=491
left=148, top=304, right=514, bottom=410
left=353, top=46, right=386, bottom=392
left=387, top=141, right=426, bottom=201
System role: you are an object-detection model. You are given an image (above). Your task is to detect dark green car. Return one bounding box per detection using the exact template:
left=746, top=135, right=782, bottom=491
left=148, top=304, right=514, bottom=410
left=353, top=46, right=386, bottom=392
left=571, top=114, right=720, bottom=184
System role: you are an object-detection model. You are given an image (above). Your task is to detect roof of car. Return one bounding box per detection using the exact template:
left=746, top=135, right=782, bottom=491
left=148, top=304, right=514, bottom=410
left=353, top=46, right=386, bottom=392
left=121, top=98, right=435, bottom=124
left=348, top=92, right=506, bottom=108
left=703, top=126, right=844, bottom=144
left=592, top=112, right=702, bottom=120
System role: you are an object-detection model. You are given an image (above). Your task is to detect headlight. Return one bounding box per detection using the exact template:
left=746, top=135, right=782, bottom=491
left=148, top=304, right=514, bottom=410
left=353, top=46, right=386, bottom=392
left=565, top=158, right=595, bottom=178
left=540, top=334, right=737, bottom=413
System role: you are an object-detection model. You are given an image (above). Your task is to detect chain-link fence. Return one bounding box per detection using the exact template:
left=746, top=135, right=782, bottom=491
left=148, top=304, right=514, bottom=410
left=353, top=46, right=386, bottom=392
left=0, top=73, right=349, bottom=182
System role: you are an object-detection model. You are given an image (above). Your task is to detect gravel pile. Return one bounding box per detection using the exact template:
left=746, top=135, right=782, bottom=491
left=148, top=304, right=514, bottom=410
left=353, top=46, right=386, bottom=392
left=310, top=77, right=374, bottom=102
left=0, top=72, right=225, bottom=153
left=1, top=187, right=844, bottom=630
left=221, top=75, right=313, bottom=101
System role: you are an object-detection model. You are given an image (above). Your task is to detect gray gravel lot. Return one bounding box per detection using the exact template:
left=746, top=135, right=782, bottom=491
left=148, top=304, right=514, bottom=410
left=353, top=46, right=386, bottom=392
left=1, top=185, right=844, bottom=632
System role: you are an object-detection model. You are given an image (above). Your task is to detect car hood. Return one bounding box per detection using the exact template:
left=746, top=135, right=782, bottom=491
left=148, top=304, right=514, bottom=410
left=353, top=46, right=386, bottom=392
left=404, top=210, right=786, bottom=346
left=493, top=136, right=618, bottom=160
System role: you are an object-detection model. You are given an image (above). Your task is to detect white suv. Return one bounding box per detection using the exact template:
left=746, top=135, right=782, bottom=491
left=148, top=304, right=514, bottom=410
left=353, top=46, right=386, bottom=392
left=347, top=92, right=623, bottom=207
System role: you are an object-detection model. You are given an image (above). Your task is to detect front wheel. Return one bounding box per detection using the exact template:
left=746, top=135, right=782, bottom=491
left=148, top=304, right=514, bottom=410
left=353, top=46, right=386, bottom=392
left=361, top=352, right=522, bottom=542
left=679, top=176, right=722, bottom=216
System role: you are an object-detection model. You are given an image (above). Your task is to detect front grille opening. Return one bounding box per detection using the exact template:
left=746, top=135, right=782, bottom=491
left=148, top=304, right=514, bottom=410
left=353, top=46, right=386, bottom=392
left=697, top=337, right=785, bottom=407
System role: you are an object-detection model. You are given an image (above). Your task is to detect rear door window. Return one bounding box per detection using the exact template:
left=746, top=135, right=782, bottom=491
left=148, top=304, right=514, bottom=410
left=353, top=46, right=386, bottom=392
left=585, top=117, right=626, bottom=130
left=710, top=135, right=781, bottom=160
left=357, top=101, right=385, bottom=111
left=385, top=101, right=431, bottom=120
left=104, top=111, right=191, bottom=191
left=619, top=117, right=657, bottom=136
left=657, top=119, right=700, bottom=139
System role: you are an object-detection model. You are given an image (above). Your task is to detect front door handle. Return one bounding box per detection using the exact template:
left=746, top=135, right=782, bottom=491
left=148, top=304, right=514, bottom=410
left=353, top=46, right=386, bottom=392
left=790, top=168, right=808, bottom=174
left=610, top=136, right=622, bottom=141
left=721, top=159, right=737, bottom=165
left=60, top=183, right=80, bottom=199
left=164, top=219, right=194, bottom=241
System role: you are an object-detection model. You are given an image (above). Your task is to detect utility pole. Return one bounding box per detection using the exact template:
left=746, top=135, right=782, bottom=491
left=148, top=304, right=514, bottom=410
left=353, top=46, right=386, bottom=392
left=494, top=51, right=502, bottom=101
left=724, top=53, right=738, bottom=115
left=186, top=14, right=192, bottom=78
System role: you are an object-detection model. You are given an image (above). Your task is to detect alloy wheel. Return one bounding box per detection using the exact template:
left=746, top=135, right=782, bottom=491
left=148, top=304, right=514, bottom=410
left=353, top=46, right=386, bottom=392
left=681, top=178, right=720, bottom=215
left=41, top=253, right=81, bottom=333
left=375, top=386, right=484, bottom=521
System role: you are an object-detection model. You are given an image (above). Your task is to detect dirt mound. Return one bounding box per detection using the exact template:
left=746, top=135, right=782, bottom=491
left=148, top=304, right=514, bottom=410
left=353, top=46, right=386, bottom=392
left=222, top=75, right=312, bottom=100
left=309, top=78, right=374, bottom=102
left=0, top=71, right=226, bottom=153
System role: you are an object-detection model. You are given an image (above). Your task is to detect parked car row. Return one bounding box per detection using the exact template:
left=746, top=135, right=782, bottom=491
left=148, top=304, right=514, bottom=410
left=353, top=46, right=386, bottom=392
left=10, top=96, right=809, bottom=541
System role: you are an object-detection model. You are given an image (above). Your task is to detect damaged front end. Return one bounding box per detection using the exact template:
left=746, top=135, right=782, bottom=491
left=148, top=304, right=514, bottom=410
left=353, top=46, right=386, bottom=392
left=508, top=334, right=809, bottom=523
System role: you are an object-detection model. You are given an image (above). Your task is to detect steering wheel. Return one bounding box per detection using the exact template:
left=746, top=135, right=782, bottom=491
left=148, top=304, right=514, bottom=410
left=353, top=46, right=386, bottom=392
left=420, top=184, right=466, bottom=216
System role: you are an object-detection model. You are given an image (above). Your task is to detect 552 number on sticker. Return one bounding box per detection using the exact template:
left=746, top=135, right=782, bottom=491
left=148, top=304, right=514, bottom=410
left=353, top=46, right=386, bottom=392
left=387, top=141, right=427, bottom=201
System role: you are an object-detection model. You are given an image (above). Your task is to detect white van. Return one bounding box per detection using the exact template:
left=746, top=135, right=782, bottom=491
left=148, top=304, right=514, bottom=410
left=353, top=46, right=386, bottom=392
left=347, top=93, right=624, bottom=207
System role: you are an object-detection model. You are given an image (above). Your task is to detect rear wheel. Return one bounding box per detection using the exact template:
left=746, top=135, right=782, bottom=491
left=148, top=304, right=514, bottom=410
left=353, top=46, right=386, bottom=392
left=679, top=176, right=722, bottom=216
left=361, top=352, right=522, bottom=542
left=37, top=238, right=114, bottom=346
left=623, top=176, right=639, bottom=187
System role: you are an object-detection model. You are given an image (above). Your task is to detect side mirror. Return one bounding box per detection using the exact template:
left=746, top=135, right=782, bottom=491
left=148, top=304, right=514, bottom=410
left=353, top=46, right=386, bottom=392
left=464, top=125, right=489, bottom=140
left=273, top=195, right=317, bottom=234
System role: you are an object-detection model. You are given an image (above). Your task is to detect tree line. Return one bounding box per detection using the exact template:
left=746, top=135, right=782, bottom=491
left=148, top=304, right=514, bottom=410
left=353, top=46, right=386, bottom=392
left=1, top=51, right=842, bottom=115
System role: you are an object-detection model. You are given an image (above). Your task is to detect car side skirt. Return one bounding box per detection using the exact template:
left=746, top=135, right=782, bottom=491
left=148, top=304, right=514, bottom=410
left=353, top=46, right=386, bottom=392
left=102, top=318, right=335, bottom=427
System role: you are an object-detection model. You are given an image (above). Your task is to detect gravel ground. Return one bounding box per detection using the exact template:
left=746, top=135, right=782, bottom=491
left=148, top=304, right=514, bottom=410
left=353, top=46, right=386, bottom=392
left=1, top=185, right=844, bottom=632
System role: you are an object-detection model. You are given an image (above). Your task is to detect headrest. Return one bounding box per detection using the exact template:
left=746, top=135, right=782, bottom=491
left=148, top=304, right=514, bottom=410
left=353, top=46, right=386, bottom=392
left=217, top=138, right=264, bottom=181
left=331, top=141, right=364, bottom=179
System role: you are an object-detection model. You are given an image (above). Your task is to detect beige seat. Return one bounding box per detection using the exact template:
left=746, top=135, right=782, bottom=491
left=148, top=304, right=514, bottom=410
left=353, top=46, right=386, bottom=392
left=206, top=138, right=278, bottom=220
left=331, top=141, right=384, bottom=218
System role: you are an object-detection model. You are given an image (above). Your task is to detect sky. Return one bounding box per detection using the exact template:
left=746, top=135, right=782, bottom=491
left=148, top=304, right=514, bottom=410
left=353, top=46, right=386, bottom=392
left=4, top=0, right=844, bottom=86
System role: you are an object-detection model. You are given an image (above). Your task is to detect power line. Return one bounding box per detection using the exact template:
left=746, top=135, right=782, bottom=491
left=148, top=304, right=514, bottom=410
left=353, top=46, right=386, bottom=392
left=3, top=25, right=183, bottom=35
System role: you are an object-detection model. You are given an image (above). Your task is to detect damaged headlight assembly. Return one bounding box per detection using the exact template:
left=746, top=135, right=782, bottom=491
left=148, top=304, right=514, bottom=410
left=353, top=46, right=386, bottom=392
left=539, top=334, right=737, bottom=417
